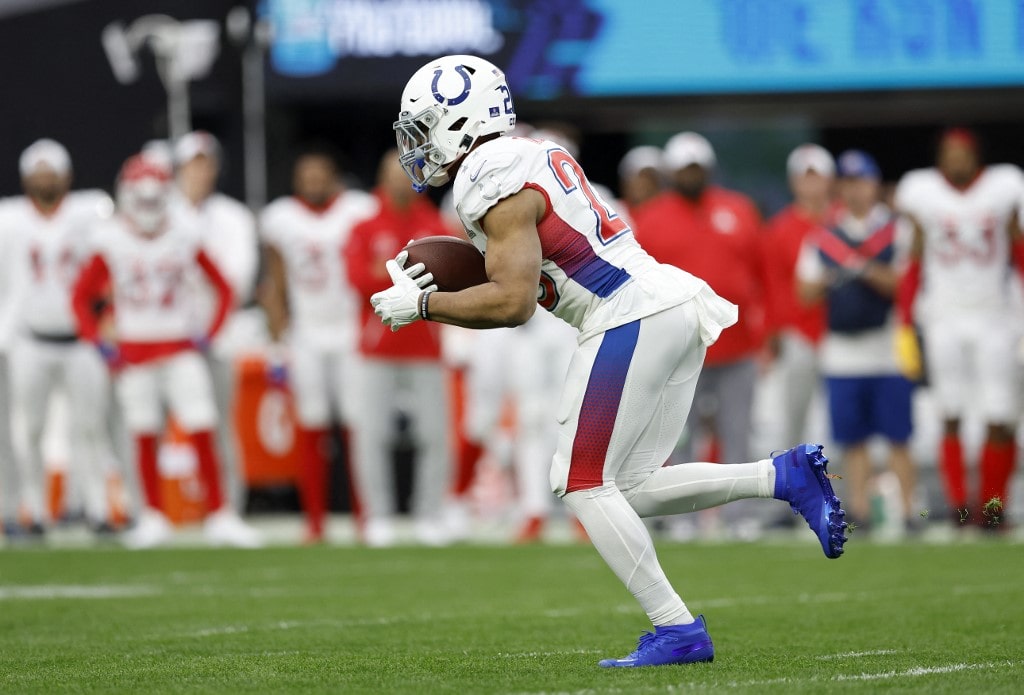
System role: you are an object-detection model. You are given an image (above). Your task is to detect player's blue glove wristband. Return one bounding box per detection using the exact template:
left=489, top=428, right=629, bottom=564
left=97, top=341, right=121, bottom=368
left=191, top=336, right=211, bottom=353
left=267, top=362, right=288, bottom=387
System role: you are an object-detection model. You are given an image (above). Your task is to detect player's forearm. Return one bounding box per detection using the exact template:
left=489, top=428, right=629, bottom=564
left=262, top=293, right=290, bottom=341
left=424, top=282, right=536, bottom=329
left=796, top=279, right=827, bottom=306
left=859, top=262, right=898, bottom=297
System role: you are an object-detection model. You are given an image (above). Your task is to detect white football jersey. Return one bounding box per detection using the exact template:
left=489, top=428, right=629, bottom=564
left=89, top=215, right=209, bottom=343
left=173, top=191, right=258, bottom=347
left=453, top=137, right=733, bottom=342
left=0, top=190, right=113, bottom=337
left=259, top=191, right=378, bottom=350
left=895, top=164, right=1024, bottom=318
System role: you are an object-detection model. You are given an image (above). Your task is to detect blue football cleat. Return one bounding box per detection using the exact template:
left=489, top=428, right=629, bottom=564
left=598, top=615, right=715, bottom=668
left=773, top=443, right=847, bottom=558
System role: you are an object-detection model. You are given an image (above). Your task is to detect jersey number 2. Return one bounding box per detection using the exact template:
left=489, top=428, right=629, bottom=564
left=547, top=149, right=629, bottom=244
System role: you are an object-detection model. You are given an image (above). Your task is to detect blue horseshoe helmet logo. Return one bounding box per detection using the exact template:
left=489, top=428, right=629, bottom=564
left=431, top=66, right=472, bottom=106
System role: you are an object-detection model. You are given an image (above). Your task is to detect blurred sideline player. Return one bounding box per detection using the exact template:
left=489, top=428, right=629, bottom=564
left=763, top=145, right=835, bottom=444
left=1, top=139, right=118, bottom=536
left=259, top=147, right=378, bottom=542
left=172, top=131, right=258, bottom=513
left=797, top=150, right=917, bottom=532
left=373, top=55, right=846, bottom=667
left=895, top=129, right=1024, bottom=529
left=72, top=154, right=261, bottom=549
left=343, top=151, right=453, bottom=547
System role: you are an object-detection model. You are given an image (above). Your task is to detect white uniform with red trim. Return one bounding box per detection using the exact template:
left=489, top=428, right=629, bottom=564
left=452, top=137, right=737, bottom=496
left=88, top=213, right=220, bottom=434
left=2, top=191, right=115, bottom=525
left=259, top=191, right=379, bottom=426
left=895, top=165, right=1024, bottom=420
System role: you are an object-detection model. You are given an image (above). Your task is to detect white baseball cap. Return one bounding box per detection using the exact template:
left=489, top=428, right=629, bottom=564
left=618, top=146, right=664, bottom=179
left=19, top=139, right=71, bottom=177
left=787, top=144, right=835, bottom=178
left=174, top=130, right=221, bottom=165
left=663, top=132, right=716, bottom=171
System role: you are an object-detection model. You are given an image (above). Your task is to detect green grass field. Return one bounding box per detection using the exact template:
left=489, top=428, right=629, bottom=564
left=1, top=538, right=1022, bottom=694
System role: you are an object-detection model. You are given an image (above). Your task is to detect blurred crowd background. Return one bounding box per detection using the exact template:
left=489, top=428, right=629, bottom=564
left=2, top=0, right=1024, bottom=548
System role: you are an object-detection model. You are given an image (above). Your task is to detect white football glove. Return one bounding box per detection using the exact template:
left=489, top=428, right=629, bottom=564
left=370, top=251, right=437, bottom=332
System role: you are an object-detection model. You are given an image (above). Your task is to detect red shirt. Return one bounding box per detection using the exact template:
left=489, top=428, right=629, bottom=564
left=633, top=188, right=767, bottom=365
left=343, top=190, right=452, bottom=361
left=762, top=204, right=828, bottom=344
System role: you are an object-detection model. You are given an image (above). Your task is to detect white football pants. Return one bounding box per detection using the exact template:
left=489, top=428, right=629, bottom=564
left=349, top=359, right=451, bottom=524
left=556, top=302, right=775, bottom=627
left=10, top=339, right=117, bottom=525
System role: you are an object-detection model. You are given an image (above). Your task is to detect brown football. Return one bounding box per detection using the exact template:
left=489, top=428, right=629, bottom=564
left=402, top=236, right=488, bottom=292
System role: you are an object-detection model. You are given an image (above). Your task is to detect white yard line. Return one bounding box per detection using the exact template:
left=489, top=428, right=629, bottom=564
left=723, top=660, right=1018, bottom=690
left=0, top=584, right=159, bottom=600
left=497, top=649, right=603, bottom=659
left=521, top=660, right=1021, bottom=694
left=816, top=649, right=899, bottom=660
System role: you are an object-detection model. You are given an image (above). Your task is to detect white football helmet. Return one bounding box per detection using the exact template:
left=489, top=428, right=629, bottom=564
left=394, top=54, right=516, bottom=192
left=116, top=154, right=172, bottom=236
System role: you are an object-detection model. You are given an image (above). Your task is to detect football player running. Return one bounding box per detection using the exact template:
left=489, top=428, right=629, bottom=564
left=372, top=55, right=847, bottom=668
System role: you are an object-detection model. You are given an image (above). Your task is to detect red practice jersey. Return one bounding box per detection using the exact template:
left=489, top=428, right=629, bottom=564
left=344, top=190, right=453, bottom=360
left=762, top=204, right=829, bottom=344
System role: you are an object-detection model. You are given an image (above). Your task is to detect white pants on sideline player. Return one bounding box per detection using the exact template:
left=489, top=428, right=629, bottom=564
left=289, top=340, right=359, bottom=429
left=9, top=338, right=115, bottom=525
left=922, top=312, right=1020, bottom=423
left=0, top=353, right=19, bottom=523
left=206, top=353, right=244, bottom=512
left=116, top=351, right=218, bottom=434
left=555, top=301, right=776, bottom=627
left=349, top=358, right=451, bottom=528
left=777, top=330, right=821, bottom=444
left=675, top=356, right=761, bottom=528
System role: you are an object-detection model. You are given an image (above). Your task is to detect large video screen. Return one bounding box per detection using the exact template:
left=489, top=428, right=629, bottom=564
left=263, top=0, right=1024, bottom=100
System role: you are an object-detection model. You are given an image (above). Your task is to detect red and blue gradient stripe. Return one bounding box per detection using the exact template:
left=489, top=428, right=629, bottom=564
left=565, top=319, right=640, bottom=493
left=537, top=211, right=631, bottom=298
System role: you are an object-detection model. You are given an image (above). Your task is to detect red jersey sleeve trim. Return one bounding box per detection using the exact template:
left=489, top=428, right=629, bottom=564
left=71, top=254, right=110, bottom=343
left=896, top=258, right=921, bottom=326
left=1013, top=236, right=1024, bottom=279
left=196, top=249, right=234, bottom=339
left=523, top=182, right=552, bottom=222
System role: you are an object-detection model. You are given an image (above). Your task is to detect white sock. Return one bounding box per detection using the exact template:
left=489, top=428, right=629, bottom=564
left=563, top=484, right=694, bottom=627
left=622, top=460, right=775, bottom=518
